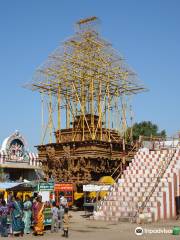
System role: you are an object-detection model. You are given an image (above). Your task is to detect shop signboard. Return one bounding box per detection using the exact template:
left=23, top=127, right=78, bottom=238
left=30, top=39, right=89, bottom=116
left=38, top=182, right=54, bottom=191
left=83, top=184, right=111, bottom=192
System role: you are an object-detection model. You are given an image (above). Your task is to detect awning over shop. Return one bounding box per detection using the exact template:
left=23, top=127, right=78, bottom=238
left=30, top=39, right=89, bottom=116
left=0, top=182, right=35, bottom=191
left=0, top=163, right=40, bottom=169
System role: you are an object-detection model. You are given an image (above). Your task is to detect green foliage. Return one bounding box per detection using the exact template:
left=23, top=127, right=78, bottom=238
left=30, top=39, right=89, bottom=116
left=127, top=121, right=166, bottom=141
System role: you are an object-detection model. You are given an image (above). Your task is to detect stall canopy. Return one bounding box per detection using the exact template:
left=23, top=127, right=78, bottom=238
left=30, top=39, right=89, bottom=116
left=0, top=182, right=35, bottom=191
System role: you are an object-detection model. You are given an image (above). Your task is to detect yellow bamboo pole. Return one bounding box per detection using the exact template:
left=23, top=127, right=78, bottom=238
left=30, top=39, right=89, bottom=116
left=115, top=90, right=118, bottom=131
left=91, top=78, right=95, bottom=140
left=98, top=78, right=102, bottom=141
left=107, top=82, right=111, bottom=142
left=122, top=95, right=127, bottom=140
left=41, top=92, right=44, bottom=144
left=49, top=91, right=53, bottom=143
left=57, top=84, right=61, bottom=143
left=81, top=79, right=85, bottom=141
left=63, top=45, right=70, bottom=130
left=66, top=93, right=70, bottom=128
left=72, top=82, right=78, bottom=141
left=130, top=103, right=134, bottom=143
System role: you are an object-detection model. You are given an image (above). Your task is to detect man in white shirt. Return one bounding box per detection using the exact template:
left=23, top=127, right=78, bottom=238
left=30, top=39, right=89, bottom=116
left=59, top=193, right=68, bottom=229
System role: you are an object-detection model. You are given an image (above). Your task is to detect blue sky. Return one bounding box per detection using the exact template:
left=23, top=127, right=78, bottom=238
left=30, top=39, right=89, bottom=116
left=0, top=0, right=179, bottom=151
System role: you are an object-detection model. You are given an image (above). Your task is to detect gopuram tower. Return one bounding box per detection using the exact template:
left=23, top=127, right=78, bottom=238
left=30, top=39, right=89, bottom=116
left=26, top=17, right=146, bottom=184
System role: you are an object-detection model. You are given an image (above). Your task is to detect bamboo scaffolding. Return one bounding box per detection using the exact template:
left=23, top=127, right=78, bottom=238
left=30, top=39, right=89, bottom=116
left=25, top=16, right=146, bottom=143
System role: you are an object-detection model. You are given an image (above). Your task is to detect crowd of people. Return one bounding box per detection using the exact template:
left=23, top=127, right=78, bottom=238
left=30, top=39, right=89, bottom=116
left=0, top=192, right=71, bottom=238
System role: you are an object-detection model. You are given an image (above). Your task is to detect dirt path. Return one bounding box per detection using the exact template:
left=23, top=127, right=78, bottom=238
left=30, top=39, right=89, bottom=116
left=9, top=211, right=180, bottom=240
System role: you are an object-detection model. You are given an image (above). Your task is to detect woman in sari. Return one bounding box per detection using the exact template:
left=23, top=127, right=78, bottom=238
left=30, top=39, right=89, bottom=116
left=32, top=195, right=44, bottom=235
left=23, top=195, right=32, bottom=234
left=0, top=200, right=9, bottom=237
left=11, top=196, right=24, bottom=236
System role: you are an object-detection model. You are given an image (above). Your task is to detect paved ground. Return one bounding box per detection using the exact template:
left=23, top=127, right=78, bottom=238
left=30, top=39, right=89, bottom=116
left=9, top=211, right=180, bottom=240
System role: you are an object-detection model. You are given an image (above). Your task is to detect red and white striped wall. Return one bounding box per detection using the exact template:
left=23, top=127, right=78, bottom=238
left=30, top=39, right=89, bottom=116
left=94, top=146, right=180, bottom=222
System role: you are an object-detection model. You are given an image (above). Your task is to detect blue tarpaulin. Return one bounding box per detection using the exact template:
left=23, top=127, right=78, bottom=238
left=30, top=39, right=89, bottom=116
left=0, top=182, right=24, bottom=190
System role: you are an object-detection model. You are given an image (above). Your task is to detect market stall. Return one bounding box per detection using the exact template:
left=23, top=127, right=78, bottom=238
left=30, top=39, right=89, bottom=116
left=0, top=182, right=35, bottom=201
left=83, top=184, right=111, bottom=215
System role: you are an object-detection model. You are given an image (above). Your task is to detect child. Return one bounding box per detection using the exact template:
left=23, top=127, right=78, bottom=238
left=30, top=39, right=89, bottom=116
left=51, top=202, right=59, bottom=233
left=63, top=208, right=72, bottom=238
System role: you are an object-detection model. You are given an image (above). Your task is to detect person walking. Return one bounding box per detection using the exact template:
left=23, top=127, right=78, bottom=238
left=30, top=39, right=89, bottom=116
left=0, top=200, right=9, bottom=237
left=23, top=195, right=32, bottom=234
left=59, top=193, right=68, bottom=230
left=51, top=202, right=59, bottom=233
left=63, top=208, right=72, bottom=238
left=32, top=195, right=44, bottom=236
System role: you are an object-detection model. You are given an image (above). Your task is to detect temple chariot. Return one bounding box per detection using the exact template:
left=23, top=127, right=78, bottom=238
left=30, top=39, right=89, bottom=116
left=26, top=17, right=146, bottom=184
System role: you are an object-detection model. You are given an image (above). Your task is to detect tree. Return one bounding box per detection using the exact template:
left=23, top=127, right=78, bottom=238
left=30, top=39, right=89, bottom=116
left=127, top=121, right=166, bottom=141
